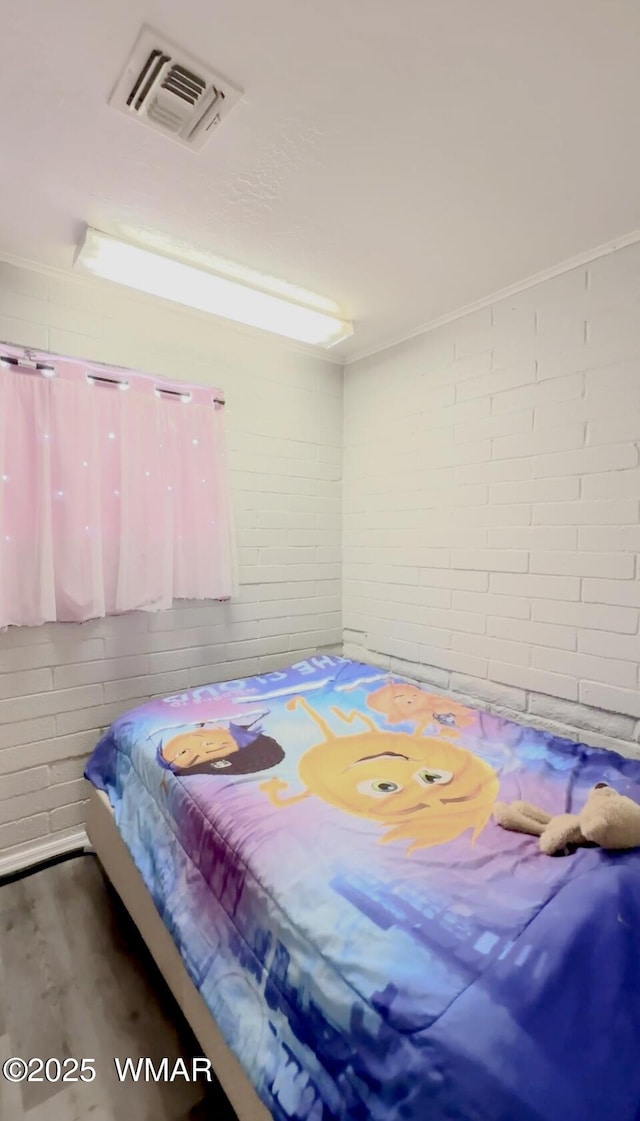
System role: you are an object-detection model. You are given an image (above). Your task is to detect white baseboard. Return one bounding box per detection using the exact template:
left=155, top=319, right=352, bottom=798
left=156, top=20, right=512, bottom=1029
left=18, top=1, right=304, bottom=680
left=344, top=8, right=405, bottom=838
left=0, top=828, right=89, bottom=879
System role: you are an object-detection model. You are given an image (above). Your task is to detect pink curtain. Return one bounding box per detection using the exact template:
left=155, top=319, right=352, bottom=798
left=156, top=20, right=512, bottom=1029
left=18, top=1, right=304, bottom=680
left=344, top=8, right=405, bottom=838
left=0, top=350, right=236, bottom=627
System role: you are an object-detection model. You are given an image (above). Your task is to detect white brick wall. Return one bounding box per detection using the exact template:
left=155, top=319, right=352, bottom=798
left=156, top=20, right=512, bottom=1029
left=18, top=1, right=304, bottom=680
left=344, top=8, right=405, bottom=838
left=344, top=241, right=640, bottom=758
left=4, top=239, right=640, bottom=872
left=0, top=261, right=342, bottom=870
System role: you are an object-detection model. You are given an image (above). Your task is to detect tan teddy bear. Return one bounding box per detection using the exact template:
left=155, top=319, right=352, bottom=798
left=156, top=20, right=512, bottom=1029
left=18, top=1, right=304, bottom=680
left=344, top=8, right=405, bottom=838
left=493, top=783, right=640, bottom=855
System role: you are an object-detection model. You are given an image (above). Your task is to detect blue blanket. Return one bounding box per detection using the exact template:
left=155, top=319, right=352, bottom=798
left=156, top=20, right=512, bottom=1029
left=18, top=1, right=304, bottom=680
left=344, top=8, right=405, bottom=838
left=85, top=655, right=640, bottom=1121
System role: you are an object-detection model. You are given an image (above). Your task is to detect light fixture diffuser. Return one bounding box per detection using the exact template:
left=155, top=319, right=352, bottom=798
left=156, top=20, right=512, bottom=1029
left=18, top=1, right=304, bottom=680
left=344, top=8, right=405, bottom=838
left=74, top=229, right=352, bottom=348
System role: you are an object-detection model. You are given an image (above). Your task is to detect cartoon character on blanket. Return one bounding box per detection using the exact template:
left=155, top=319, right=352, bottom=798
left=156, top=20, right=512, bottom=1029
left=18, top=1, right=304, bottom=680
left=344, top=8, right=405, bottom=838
left=160, top=720, right=284, bottom=776
left=158, top=682, right=499, bottom=853
left=261, top=689, right=499, bottom=853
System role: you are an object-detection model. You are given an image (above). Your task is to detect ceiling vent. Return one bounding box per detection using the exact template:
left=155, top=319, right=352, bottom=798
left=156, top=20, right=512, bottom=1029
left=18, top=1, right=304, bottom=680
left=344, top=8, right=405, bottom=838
left=109, top=26, right=243, bottom=151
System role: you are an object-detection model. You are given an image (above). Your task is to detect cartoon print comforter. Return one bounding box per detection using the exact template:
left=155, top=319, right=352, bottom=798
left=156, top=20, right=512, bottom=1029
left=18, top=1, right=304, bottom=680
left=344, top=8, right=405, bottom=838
left=85, top=655, right=640, bottom=1121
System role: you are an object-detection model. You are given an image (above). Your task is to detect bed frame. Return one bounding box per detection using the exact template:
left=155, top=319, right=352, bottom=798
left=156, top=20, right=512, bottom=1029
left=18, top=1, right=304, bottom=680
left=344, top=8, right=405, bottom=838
left=86, top=787, right=272, bottom=1121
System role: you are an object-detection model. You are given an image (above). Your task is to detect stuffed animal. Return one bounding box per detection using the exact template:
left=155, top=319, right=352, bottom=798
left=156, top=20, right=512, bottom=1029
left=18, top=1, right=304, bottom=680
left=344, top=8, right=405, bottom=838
left=493, top=783, right=640, bottom=855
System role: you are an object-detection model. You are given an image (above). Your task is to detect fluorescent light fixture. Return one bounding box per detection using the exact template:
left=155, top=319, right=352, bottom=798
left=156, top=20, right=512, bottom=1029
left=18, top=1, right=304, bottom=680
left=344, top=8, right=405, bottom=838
left=74, top=228, right=353, bottom=348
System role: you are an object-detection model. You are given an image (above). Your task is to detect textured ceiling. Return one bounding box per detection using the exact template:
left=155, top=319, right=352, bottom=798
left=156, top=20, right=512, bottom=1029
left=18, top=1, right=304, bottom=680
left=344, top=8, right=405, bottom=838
left=1, top=0, right=640, bottom=358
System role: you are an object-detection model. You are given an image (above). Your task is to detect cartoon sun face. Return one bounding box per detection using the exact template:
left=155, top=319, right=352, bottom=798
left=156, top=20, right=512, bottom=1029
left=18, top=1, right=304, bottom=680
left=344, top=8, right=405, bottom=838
left=161, top=727, right=239, bottom=770
left=260, top=697, right=499, bottom=852
left=300, top=730, right=490, bottom=820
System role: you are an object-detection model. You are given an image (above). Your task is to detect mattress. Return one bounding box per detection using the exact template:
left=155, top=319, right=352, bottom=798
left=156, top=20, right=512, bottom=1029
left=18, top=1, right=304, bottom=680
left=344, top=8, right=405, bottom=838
left=86, top=786, right=271, bottom=1121
left=85, top=654, right=640, bottom=1121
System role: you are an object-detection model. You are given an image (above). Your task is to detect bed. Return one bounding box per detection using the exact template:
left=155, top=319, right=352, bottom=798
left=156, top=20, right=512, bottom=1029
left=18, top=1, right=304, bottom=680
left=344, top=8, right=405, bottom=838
left=85, top=654, right=640, bottom=1121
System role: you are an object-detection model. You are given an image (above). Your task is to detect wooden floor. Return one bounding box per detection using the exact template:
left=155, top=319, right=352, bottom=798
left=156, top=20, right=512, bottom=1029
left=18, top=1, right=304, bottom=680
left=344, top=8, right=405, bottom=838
left=0, top=855, right=238, bottom=1121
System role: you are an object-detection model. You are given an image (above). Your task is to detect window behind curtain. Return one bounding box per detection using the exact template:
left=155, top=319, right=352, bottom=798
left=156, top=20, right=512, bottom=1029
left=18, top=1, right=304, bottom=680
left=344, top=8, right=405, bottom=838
left=0, top=347, right=236, bottom=627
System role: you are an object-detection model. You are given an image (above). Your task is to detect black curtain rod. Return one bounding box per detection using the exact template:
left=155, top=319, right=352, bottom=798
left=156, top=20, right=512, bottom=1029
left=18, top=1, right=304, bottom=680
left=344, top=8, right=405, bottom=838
left=1, top=358, right=225, bottom=406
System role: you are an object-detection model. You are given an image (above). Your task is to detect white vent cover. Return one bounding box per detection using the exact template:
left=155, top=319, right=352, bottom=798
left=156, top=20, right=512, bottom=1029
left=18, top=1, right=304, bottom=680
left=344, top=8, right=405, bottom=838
left=109, top=26, right=242, bottom=151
